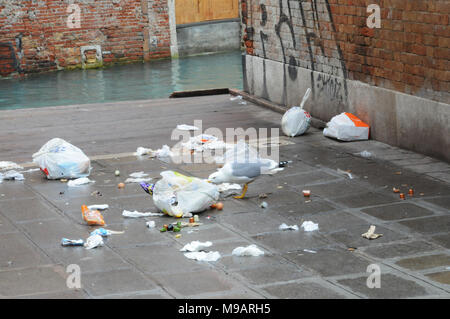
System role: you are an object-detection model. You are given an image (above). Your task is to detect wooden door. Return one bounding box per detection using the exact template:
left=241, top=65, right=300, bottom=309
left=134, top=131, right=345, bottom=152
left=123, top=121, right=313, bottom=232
left=176, top=0, right=239, bottom=25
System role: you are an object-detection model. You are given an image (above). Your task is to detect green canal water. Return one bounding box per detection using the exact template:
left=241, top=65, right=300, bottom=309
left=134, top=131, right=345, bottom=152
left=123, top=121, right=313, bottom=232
left=0, top=51, right=243, bottom=110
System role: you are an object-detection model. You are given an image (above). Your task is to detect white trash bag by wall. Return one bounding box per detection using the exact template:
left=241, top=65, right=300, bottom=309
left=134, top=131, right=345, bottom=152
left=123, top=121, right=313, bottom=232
left=32, top=138, right=91, bottom=179
left=323, top=112, right=370, bottom=142
left=281, top=88, right=312, bottom=137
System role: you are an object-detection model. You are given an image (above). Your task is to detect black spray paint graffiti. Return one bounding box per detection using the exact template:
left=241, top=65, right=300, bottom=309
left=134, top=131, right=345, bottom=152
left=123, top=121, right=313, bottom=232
left=257, top=0, right=348, bottom=105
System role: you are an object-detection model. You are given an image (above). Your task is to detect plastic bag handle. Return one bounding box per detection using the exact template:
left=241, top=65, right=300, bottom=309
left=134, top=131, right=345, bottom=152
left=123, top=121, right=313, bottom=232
left=300, top=88, right=312, bottom=109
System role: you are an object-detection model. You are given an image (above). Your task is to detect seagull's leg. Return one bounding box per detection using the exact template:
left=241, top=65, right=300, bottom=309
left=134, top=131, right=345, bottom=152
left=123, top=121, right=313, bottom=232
left=234, top=183, right=249, bottom=199
left=234, top=180, right=254, bottom=199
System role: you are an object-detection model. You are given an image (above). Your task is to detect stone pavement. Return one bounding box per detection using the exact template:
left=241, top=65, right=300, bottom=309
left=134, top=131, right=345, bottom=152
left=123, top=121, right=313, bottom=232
left=0, top=95, right=449, bottom=299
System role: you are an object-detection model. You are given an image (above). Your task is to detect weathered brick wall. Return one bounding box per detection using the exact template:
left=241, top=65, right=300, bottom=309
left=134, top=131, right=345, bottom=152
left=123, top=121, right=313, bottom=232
left=0, top=0, right=171, bottom=77
left=243, top=0, right=449, bottom=104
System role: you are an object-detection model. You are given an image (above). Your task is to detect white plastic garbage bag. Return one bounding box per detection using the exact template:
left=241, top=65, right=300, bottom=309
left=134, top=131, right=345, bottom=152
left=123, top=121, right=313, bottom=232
left=153, top=171, right=219, bottom=218
left=323, top=112, right=370, bottom=141
left=281, top=88, right=312, bottom=137
left=32, top=138, right=91, bottom=179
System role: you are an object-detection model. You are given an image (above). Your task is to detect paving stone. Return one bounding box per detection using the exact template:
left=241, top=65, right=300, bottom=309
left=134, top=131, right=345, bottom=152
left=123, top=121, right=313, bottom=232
left=116, top=243, right=208, bottom=275
left=0, top=265, right=68, bottom=297
left=0, top=197, right=62, bottom=222
left=45, top=245, right=130, bottom=274
left=19, top=218, right=88, bottom=249
left=337, top=273, right=430, bottom=298
left=309, top=211, right=369, bottom=234
left=252, top=230, right=330, bottom=253
left=0, top=232, right=51, bottom=270
left=270, top=199, right=337, bottom=221
left=0, top=182, right=36, bottom=199
left=305, top=180, right=367, bottom=199
left=431, top=233, right=450, bottom=249
left=172, top=224, right=242, bottom=245
left=361, top=203, right=434, bottom=221
left=398, top=216, right=450, bottom=235
left=263, top=280, right=350, bottom=299
left=273, top=171, right=342, bottom=188
left=333, top=191, right=396, bottom=208
left=424, top=196, right=450, bottom=210
left=0, top=213, right=17, bottom=234
left=219, top=212, right=284, bottom=236
left=395, top=254, right=450, bottom=271
left=15, top=289, right=89, bottom=299
left=81, top=268, right=157, bottom=297
left=105, top=291, right=173, bottom=299
left=218, top=253, right=292, bottom=271
left=156, top=270, right=236, bottom=296
left=425, top=271, right=450, bottom=285
left=363, top=241, right=438, bottom=259
left=328, top=224, right=408, bottom=248
left=283, top=248, right=371, bottom=277
left=235, top=262, right=313, bottom=285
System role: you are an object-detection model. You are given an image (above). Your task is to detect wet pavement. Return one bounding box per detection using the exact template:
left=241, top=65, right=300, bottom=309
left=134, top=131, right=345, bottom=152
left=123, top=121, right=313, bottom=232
left=0, top=94, right=449, bottom=298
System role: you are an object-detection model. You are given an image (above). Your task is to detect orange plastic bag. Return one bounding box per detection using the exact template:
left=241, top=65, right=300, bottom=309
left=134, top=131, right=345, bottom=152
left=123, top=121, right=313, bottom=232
left=81, top=205, right=105, bottom=226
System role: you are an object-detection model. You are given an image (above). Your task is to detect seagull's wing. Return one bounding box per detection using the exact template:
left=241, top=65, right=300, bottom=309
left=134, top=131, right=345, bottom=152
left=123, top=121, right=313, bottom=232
left=230, top=162, right=263, bottom=179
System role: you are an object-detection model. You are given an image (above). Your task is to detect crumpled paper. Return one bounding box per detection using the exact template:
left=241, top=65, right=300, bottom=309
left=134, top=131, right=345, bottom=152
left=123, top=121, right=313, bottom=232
left=232, top=244, right=265, bottom=257
left=180, top=241, right=212, bottom=252
left=362, top=225, right=383, bottom=240
left=184, top=251, right=221, bottom=262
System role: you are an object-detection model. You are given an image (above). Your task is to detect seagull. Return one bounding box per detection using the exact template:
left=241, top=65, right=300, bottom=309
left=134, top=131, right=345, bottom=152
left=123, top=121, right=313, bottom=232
left=208, top=159, right=288, bottom=199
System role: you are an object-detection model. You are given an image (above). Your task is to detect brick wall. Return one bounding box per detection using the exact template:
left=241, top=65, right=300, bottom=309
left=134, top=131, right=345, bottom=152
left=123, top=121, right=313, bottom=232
left=243, top=0, right=449, bottom=104
left=0, top=0, right=171, bottom=77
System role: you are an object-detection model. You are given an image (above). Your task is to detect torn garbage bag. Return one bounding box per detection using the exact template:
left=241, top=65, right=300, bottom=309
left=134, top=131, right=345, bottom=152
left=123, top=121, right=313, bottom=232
left=32, top=138, right=91, bottom=179
left=151, top=171, right=219, bottom=218
left=323, top=112, right=370, bottom=141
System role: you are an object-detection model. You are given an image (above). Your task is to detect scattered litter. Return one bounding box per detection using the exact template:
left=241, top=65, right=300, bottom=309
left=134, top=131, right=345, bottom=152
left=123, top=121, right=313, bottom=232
left=194, top=215, right=200, bottom=223
left=67, top=177, right=94, bottom=187
left=91, top=190, right=102, bottom=197
left=118, top=183, right=125, bottom=189
left=146, top=221, right=156, bottom=228
left=114, top=170, right=120, bottom=176
left=32, top=138, right=91, bottom=179
left=281, top=88, right=312, bottom=137
left=337, top=169, right=353, bottom=179
left=230, top=95, right=243, bottom=101
left=260, top=201, right=268, bottom=209
left=184, top=251, right=221, bottom=262
left=87, top=204, right=109, bottom=211
left=152, top=171, right=219, bottom=218
left=357, top=151, right=372, bottom=158
left=129, top=172, right=149, bottom=178
left=303, top=190, right=311, bottom=197
left=217, top=183, right=242, bottom=192
left=393, top=187, right=400, bottom=193
left=82, top=205, right=105, bottom=226
left=279, top=223, right=299, bottom=231
left=181, top=134, right=230, bottom=153
left=408, top=188, right=414, bottom=196
left=301, top=221, right=319, bottom=232
left=90, top=228, right=124, bottom=237
left=155, top=145, right=173, bottom=158
left=232, top=244, right=265, bottom=257
left=399, top=193, right=405, bottom=200
left=176, top=124, right=199, bottom=131
left=0, top=161, right=23, bottom=170
left=0, top=170, right=25, bottom=182
left=323, top=112, right=370, bottom=141
left=303, top=249, right=317, bottom=254
left=180, top=241, right=213, bottom=252
left=61, top=179, right=68, bottom=183
left=140, top=182, right=155, bottom=195
left=210, top=202, right=224, bottom=210
left=61, top=238, right=84, bottom=247
left=135, top=147, right=154, bottom=156
left=84, top=234, right=104, bottom=250
left=125, top=177, right=153, bottom=183
left=122, top=210, right=164, bottom=218
left=259, top=193, right=269, bottom=199
left=361, top=225, right=383, bottom=240
left=348, top=247, right=357, bottom=252
left=175, top=234, right=181, bottom=238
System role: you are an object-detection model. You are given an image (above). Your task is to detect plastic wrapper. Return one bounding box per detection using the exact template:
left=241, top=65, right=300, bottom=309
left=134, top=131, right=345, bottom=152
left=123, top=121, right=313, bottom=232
left=81, top=205, right=105, bottom=226
left=152, top=171, right=219, bottom=218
